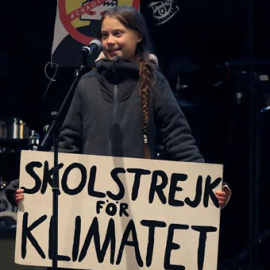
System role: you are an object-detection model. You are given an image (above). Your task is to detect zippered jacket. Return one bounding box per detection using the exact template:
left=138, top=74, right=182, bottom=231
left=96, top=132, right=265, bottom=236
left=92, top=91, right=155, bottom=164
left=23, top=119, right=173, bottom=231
left=58, top=56, right=204, bottom=162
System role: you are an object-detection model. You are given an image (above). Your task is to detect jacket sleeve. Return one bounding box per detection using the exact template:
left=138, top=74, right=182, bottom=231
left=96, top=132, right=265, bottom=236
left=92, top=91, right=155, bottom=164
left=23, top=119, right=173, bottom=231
left=5, top=179, right=19, bottom=206
left=57, top=82, right=84, bottom=153
left=153, top=75, right=204, bottom=162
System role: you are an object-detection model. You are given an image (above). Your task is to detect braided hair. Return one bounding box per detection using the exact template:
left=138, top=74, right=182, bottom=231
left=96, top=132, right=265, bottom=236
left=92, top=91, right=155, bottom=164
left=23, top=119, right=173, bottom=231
left=100, top=6, right=156, bottom=158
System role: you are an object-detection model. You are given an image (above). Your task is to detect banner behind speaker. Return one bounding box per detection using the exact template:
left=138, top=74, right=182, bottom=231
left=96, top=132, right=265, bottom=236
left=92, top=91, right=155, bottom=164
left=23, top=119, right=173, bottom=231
left=51, top=0, right=141, bottom=67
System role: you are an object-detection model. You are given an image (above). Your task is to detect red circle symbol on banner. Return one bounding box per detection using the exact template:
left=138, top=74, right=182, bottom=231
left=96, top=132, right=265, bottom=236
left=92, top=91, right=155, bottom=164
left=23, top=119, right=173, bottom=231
left=59, top=0, right=141, bottom=45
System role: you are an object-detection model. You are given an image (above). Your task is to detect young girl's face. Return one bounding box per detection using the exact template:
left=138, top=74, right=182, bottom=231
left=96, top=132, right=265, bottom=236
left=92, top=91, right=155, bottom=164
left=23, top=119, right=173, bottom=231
left=100, top=16, right=142, bottom=60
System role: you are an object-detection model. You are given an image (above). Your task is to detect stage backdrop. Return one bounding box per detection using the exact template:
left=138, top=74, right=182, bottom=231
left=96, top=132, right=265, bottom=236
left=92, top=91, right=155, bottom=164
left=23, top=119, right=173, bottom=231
left=51, top=0, right=141, bottom=67
left=15, top=150, right=223, bottom=270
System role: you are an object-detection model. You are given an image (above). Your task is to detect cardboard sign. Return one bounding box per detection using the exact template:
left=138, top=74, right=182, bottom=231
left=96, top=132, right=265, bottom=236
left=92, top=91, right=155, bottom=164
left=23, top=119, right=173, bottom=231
left=15, top=150, right=223, bottom=269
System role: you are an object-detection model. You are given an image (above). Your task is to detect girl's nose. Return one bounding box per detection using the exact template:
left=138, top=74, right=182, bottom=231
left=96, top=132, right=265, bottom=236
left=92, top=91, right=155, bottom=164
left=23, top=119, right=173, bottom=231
left=107, top=34, right=115, bottom=44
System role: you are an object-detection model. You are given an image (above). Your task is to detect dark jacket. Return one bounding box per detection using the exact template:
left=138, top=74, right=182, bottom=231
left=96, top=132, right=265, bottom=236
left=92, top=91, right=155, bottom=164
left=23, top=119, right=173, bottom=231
left=58, top=57, right=204, bottom=162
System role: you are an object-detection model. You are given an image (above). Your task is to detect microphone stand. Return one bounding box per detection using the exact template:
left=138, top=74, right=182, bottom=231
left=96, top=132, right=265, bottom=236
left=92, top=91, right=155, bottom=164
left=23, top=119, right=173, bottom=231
left=40, top=55, right=88, bottom=270
left=51, top=110, right=59, bottom=270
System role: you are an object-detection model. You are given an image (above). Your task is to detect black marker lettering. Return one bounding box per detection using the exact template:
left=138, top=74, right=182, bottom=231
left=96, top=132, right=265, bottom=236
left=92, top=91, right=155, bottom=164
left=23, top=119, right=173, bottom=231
left=191, top=225, right=217, bottom=270
left=127, top=168, right=151, bottom=201
left=185, top=175, right=203, bottom=207
left=22, top=212, right=47, bottom=259
left=119, top=203, right=129, bottom=217
left=22, top=161, right=42, bottom=194
left=105, top=202, right=117, bottom=216
left=72, top=216, right=81, bottom=261
left=203, top=176, right=221, bottom=207
left=164, top=223, right=189, bottom=270
left=62, top=163, right=87, bottom=195
left=41, top=161, right=64, bottom=194
left=79, top=217, right=116, bottom=264
left=107, top=167, right=125, bottom=200
left=48, top=216, right=70, bottom=261
left=88, top=166, right=106, bottom=198
left=169, top=173, right=187, bottom=206
left=149, top=170, right=168, bottom=204
left=116, top=219, right=143, bottom=267
left=96, top=200, right=105, bottom=214
left=141, top=219, right=167, bottom=267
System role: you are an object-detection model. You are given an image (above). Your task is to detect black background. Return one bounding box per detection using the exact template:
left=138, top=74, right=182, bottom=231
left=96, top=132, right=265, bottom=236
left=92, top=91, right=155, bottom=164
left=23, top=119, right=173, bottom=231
left=1, top=1, right=270, bottom=269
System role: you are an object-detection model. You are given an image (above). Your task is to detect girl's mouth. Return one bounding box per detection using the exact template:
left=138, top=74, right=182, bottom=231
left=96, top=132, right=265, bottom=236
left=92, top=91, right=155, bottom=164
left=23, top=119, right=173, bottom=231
left=108, top=48, right=120, bottom=53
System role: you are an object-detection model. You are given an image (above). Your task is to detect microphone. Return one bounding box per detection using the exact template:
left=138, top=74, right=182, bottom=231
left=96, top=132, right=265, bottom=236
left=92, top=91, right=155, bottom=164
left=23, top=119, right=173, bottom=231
left=81, top=39, right=102, bottom=57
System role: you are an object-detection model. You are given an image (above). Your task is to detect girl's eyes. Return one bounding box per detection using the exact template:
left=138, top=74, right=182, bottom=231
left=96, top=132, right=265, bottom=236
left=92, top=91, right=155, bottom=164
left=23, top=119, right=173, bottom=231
left=101, top=31, right=124, bottom=39
left=114, top=31, right=122, bottom=37
left=101, top=33, right=108, bottom=39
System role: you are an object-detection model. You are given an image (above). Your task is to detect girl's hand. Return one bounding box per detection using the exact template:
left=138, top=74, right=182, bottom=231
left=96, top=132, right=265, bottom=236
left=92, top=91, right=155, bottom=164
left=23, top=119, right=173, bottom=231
left=216, top=184, right=232, bottom=209
left=15, top=189, right=24, bottom=204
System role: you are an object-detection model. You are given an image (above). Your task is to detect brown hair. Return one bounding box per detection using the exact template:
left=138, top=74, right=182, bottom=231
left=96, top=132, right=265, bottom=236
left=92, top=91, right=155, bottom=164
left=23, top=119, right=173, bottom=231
left=100, top=6, right=156, bottom=158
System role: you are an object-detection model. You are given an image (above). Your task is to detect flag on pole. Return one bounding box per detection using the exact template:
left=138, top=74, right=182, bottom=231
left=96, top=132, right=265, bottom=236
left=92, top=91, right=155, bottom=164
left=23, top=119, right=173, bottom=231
left=51, top=0, right=141, bottom=67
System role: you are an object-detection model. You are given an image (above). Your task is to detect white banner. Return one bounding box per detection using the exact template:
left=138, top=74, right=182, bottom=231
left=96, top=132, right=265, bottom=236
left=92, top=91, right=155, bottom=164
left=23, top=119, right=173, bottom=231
left=15, top=150, right=223, bottom=269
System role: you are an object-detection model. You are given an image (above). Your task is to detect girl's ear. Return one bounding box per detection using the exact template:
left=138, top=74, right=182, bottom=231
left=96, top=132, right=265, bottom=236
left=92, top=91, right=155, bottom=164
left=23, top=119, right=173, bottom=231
left=137, top=34, right=143, bottom=43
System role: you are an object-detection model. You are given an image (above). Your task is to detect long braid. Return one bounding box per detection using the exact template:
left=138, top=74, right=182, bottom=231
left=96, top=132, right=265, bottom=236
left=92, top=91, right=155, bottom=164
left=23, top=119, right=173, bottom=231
left=99, top=6, right=155, bottom=159
left=138, top=55, right=156, bottom=159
